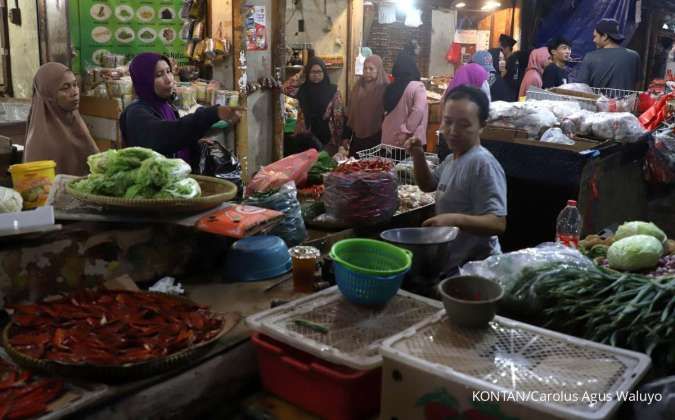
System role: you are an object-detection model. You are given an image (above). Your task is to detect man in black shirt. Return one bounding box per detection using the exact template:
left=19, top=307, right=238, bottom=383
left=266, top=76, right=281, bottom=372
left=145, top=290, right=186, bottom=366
left=542, top=37, right=571, bottom=89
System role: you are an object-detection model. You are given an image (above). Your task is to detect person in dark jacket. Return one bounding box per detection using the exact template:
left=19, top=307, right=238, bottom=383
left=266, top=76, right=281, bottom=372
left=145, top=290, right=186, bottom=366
left=503, top=49, right=530, bottom=101
left=120, top=53, right=241, bottom=166
left=489, top=34, right=517, bottom=77
left=471, top=51, right=513, bottom=102
left=542, top=37, right=571, bottom=89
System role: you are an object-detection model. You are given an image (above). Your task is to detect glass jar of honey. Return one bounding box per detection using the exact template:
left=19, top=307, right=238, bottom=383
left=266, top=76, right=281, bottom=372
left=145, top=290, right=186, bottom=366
left=288, top=246, right=320, bottom=293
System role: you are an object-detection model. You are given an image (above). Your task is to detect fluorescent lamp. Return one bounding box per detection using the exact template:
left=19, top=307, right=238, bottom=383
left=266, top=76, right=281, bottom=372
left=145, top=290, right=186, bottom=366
left=455, top=2, right=466, bottom=8
left=397, top=0, right=415, bottom=14
left=481, top=1, right=501, bottom=11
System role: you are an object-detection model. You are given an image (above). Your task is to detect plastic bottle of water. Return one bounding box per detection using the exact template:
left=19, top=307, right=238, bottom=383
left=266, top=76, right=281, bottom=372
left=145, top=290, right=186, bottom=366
left=556, top=200, right=582, bottom=248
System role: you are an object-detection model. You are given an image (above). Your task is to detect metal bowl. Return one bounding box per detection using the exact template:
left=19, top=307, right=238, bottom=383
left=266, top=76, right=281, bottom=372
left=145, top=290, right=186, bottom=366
left=380, top=227, right=458, bottom=295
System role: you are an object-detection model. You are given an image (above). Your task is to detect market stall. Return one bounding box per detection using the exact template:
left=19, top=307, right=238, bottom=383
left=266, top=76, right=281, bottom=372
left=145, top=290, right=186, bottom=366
left=474, top=87, right=654, bottom=250
left=0, top=125, right=445, bottom=416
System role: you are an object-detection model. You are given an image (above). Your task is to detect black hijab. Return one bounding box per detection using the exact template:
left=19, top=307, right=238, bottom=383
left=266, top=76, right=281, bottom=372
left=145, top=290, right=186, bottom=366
left=489, top=48, right=501, bottom=74
left=297, top=57, right=338, bottom=120
left=384, top=53, right=421, bottom=113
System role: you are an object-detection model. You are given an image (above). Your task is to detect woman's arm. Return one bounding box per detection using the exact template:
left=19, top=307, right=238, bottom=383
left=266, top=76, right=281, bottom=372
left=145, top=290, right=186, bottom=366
left=400, top=84, right=429, bottom=144
left=282, top=70, right=304, bottom=98
left=123, top=105, right=221, bottom=156
left=329, top=91, right=346, bottom=147
left=423, top=213, right=506, bottom=236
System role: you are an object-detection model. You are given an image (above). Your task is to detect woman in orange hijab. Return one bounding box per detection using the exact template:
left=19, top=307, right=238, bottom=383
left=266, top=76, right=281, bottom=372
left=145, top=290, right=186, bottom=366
left=24, top=62, right=99, bottom=175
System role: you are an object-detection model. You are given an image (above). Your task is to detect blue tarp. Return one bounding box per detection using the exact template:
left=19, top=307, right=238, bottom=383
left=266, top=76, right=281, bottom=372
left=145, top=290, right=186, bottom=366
left=535, top=0, right=639, bottom=62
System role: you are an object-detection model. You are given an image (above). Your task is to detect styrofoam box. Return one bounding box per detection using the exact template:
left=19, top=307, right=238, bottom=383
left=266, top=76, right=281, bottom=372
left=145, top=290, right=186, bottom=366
left=379, top=312, right=651, bottom=420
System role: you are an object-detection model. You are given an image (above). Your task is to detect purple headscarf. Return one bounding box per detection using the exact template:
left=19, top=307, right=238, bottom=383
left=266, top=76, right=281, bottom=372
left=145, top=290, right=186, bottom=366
left=129, top=53, right=176, bottom=122
left=447, top=63, right=489, bottom=93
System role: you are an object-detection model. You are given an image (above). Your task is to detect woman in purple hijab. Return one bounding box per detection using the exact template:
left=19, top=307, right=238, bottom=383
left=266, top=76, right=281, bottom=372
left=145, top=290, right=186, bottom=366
left=446, top=63, right=490, bottom=101
left=120, top=53, right=241, bottom=165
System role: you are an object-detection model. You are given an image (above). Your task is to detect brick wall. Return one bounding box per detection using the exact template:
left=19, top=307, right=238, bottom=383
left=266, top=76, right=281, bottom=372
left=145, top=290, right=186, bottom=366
left=367, top=5, right=433, bottom=76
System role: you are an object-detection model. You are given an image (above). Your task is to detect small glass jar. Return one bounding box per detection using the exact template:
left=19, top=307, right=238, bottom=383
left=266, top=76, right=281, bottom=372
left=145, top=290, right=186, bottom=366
left=288, top=246, right=321, bottom=293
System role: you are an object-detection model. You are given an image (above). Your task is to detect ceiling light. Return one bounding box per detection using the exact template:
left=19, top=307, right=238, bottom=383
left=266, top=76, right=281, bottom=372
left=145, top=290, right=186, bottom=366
left=455, top=2, right=466, bottom=7
left=481, top=1, right=501, bottom=11
left=664, top=23, right=670, bottom=30
left=397, top=0, right=415, bottom=14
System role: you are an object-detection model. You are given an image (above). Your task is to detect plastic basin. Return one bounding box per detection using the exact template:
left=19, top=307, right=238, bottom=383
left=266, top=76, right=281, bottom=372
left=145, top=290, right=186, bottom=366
left=438, top=275, right=504, bottom=328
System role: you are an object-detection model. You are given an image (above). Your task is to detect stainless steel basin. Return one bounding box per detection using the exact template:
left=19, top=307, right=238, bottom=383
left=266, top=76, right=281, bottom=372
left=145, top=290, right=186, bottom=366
left=380, top=227, right=458, bottom=296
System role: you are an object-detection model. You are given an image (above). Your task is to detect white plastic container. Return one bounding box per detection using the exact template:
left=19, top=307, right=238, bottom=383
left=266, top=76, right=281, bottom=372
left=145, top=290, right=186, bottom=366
left=379, top=312, right=651, bottom=420
left=246, top=285, right=443, bottom=370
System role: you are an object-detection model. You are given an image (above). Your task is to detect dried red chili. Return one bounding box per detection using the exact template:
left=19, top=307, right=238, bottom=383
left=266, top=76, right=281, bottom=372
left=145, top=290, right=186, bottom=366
left=0, top=359, right=64, bottom=420
left=6, top=290, right=224, bottom=367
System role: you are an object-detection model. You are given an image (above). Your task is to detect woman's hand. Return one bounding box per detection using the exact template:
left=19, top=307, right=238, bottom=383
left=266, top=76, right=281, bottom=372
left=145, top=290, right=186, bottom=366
left=218, top=106, right=244, bottom=125
left=404, top=137, right=424, bottom=156
left=423, top=213, right=458, bottom=227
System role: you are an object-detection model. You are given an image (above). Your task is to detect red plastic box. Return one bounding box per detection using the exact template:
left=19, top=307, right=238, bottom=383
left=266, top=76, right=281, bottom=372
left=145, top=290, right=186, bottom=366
left=251, top=332, right=381, bottom=420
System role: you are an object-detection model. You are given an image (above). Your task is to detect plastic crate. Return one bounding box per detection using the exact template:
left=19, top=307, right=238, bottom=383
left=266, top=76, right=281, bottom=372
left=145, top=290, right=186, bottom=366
left=251, top=332, right=381, bottom=420
left=379, top=312, right=651, bottom=420
left=246, top=286, right=443, bottom=370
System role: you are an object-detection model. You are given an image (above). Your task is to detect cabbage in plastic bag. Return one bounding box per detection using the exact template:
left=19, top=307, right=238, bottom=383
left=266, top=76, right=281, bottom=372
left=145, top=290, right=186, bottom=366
left=137, top=157, right=191, bottom=188
left=72, top=170, right=140, bottom=197
left=607, top=235, right=663, bottom=271
left=0, top=186, right=23, bottom=213
left=614, top=221, right=667, bottom=243
left=87, top=148, right=162, bottom=175
left=155, top=178, right=202, bottom=199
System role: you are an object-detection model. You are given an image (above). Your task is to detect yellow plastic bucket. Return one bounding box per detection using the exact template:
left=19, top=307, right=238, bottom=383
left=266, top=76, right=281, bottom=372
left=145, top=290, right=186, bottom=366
left=9, top=160, right=56, bottom=209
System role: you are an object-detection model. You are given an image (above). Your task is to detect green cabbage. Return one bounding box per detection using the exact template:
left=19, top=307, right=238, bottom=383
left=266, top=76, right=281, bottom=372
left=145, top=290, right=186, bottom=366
left=614, top=221, right=667, bottom=243
left=124, top=184, right=159, bottom=199
left=73, top=170, right=140, bottom=197
left=77, top=147, right=199, bottom=199
left=607, top=235, right=664, bottom=271
left=155, top=178, right=201, bottom=199
left=87, top=148, right=163, bottom=175
left=136, top=157, right=191, bottom=188
left=0, top=186, right=23, bottom=213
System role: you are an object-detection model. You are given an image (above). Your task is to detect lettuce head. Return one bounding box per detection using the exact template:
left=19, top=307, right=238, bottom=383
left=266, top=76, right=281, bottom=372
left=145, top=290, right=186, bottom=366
left=607, top=234, right=664, bottom=271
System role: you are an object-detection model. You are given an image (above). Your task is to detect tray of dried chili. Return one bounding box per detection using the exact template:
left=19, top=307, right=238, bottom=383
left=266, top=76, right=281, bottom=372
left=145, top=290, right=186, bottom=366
left=2, top=290, right=239, bottom=382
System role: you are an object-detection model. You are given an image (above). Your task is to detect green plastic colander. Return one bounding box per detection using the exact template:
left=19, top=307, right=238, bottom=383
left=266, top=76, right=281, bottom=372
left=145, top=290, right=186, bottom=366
left=329, top=239, right=412, bottom=276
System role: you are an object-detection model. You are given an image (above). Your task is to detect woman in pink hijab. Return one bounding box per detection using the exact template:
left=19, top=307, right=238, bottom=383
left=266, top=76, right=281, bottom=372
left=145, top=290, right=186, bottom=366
left=518, top=47, right=551, bottom=97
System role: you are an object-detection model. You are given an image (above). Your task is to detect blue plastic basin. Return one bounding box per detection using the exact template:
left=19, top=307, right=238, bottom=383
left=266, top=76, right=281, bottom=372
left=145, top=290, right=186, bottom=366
left=225, top=235, right=291, bottom=282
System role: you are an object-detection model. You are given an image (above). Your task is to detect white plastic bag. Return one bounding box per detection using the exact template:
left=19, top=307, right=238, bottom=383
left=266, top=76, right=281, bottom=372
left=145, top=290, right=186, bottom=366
left=540, top=128, right=575, bottom=145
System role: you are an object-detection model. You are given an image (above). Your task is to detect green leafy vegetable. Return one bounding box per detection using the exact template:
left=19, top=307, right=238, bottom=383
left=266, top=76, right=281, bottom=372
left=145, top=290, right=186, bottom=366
left=307, top=151, right=337, bottom=185
left=136, top=157, right=191, bottom=188
left=0, top=186, right=23, bottom=213
left=607, top=235, right=664, bottom=271
left=614, top=221, right=667, bottom=243
left=76, top=147, right=200, bottom=199
left=155, top=178, right=201, bottom=199
left=73, top=170, right=140, bottom=197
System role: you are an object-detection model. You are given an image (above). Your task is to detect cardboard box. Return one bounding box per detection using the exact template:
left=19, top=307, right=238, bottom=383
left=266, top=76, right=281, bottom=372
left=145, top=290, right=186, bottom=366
left=79, top=96, right=123, bottom=150
left=480, top=125, right=529, bottom=142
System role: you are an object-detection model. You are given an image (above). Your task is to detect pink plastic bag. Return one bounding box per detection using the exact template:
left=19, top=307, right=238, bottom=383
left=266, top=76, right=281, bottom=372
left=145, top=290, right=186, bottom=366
left=246, top=149, right=319, bottom=195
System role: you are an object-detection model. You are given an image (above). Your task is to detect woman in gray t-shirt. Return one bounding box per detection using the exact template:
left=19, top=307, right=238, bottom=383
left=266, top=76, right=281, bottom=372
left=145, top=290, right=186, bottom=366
left=406, top=86, right=507, bottom=272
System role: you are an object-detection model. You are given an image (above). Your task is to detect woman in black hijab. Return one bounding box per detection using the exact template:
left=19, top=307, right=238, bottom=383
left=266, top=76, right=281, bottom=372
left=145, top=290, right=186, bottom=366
left=283, top=57, right=345, bottom=155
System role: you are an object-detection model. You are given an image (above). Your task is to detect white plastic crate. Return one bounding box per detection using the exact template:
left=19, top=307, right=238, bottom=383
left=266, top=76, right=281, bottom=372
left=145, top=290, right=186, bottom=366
left=246, top=286, right=443, bottom=370
left=357, top=144, right=439, bottom=185
left=379, top=312, right=651, bottom=420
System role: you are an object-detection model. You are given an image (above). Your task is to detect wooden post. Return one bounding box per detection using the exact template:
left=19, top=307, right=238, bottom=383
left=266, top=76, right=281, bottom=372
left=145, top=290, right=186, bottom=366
left=271, top=0, right=286, bottom=161
left=233, top=0, right=249, bottom=181
left=347, top=0, right=364, bottom=106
